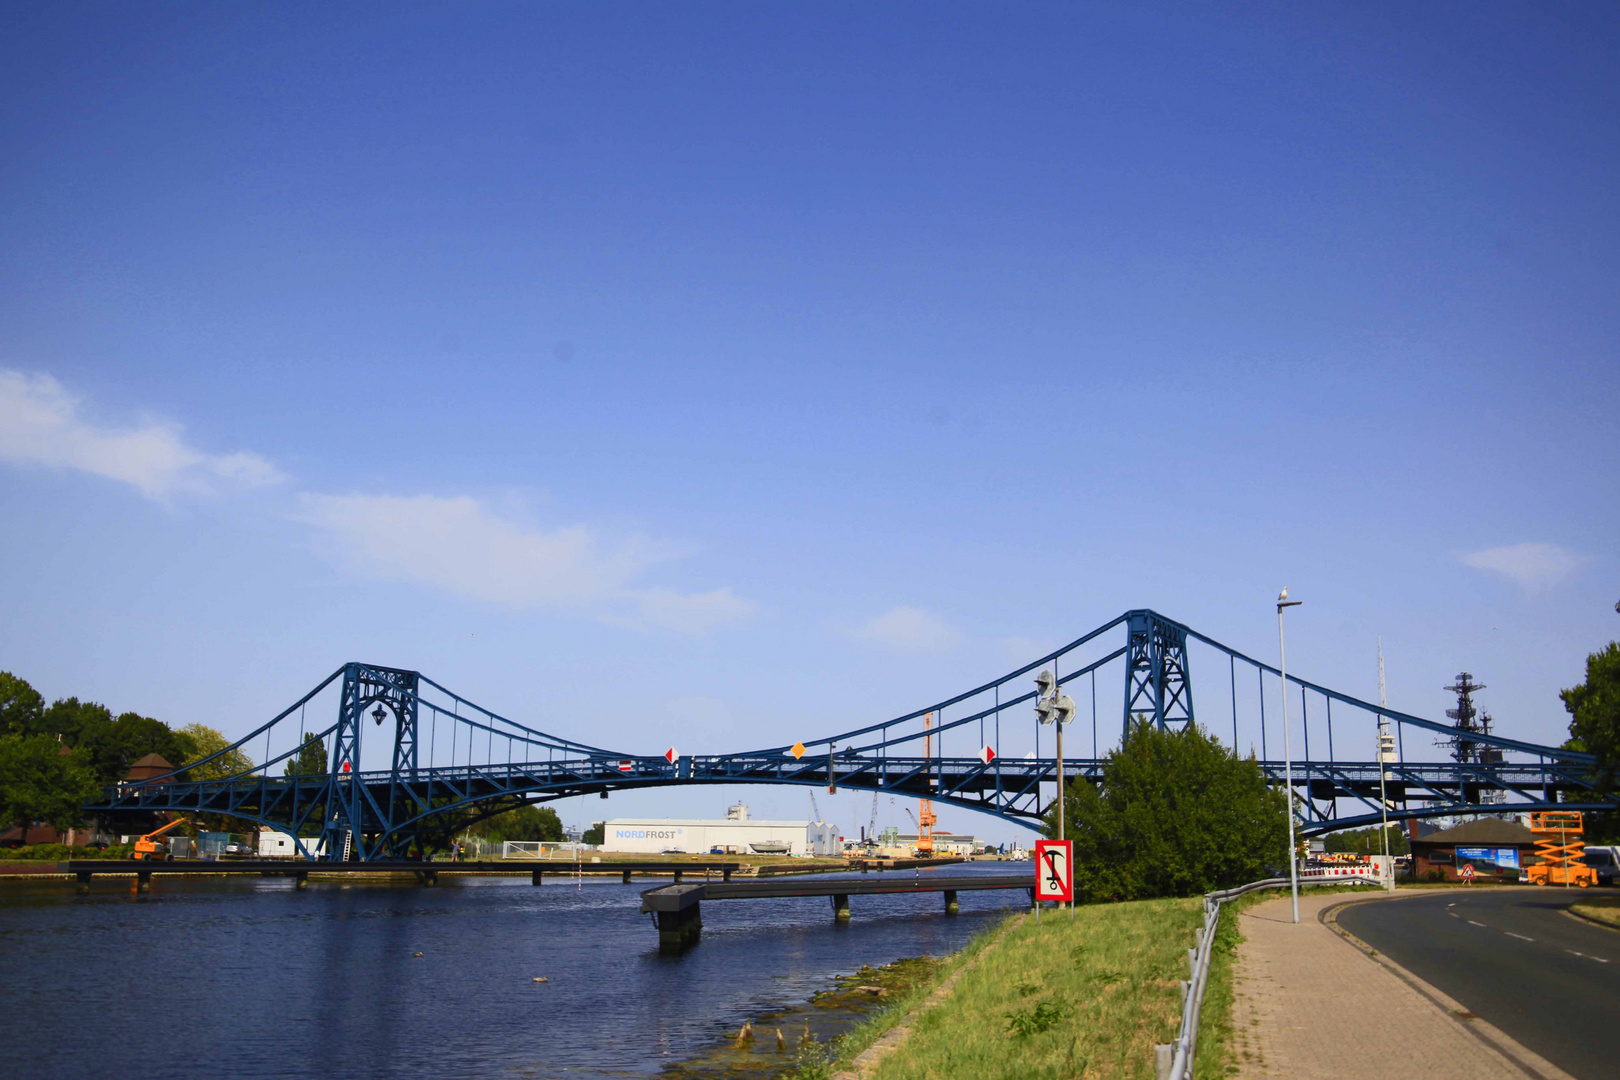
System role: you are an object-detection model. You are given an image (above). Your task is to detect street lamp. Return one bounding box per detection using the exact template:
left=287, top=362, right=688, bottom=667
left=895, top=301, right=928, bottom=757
left=1277, top=588, right=1302, bottom=924
left=1036, top=669, right=1077, bottom=918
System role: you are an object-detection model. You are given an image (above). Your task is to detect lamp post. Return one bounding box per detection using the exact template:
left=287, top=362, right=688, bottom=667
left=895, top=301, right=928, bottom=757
left=1036, top=670, right=1077, bottom=917
left=1277, top=588, right=1303, bottom=924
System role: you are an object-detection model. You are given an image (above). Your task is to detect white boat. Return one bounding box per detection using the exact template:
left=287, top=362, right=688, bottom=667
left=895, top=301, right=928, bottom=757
left=749, top=841, right=790, bottom=855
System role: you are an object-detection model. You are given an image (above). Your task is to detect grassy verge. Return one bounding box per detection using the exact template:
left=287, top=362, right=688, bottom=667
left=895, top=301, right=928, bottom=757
left=1571, top=897, right=1620, bottom=929
left=845, top=899, right=1197, bottom=1080
left=796, top=916, right=1014, bottom=1079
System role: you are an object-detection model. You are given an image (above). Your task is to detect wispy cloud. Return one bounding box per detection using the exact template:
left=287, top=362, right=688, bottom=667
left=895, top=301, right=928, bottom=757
left=1459, top=542, right=1587, bottom=590
left=851, top=606, right=961, bottom=653
left=0, top=371, right=752, bottom=635
left=0, top=370, right=284, bottom=499
left=633, top=586, right=755, bottom=635
left=298, top=493, right=753, bottom=633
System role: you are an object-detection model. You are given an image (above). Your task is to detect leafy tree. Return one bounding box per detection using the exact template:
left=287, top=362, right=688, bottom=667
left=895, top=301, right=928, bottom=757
left=284, top=735, right=328, bottom=777
left=582, top=822, right=605, bottom=846
left=178, top=723, right=255, bottom=781
left=0, top=672, right=45, bottom=737
left=468, top=804, right=565, bottom=843
left=35, top=699, right=195, bottom=786
left=0, top=735, right=101, bottom=838
left=1563, top=640, right=1620, bottom=795
left=1563, top=613, right=1620, bottom=842
left=1322, top=824, right=1409, bottom=856
left=1048, top=720, right=1288, bottom=902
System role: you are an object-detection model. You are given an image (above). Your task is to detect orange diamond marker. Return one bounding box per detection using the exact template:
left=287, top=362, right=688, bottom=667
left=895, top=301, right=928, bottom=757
left=790, top=741, right=807, bottom=759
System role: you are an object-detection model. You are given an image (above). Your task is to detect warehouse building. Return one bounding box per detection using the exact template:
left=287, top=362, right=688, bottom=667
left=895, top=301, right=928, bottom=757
left=601, top=803, right=840, bottom=856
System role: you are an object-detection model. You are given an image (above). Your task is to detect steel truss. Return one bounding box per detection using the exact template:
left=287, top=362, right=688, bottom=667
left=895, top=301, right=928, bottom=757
left=87, top=610, right=1611, bottom=856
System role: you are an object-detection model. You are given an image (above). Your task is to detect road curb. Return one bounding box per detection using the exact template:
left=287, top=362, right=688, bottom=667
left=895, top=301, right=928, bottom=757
left=1318, top=890, right=1578, bottom=1080
left=1562, top=904, right=1620, bottom=934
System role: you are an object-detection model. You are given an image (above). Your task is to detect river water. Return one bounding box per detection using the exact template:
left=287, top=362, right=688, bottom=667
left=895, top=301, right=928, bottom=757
left=0, top=862, right=1028, bottom=1079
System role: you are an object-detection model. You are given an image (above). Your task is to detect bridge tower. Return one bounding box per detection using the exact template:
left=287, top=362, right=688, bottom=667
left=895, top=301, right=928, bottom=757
left=1122, top=611, right=1194, bottom=738
left=323, top=664, right=422, bottom=860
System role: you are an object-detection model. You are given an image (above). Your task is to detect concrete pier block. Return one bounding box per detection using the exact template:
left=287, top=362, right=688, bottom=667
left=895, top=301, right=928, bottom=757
left=832, top=893, right=851, bottom=921
left=944, top=890, right=959, bottom=915
left=136, top=870, right=151, bottom=893
left=654, top=903, right=703, bottom=951
left=295, top=871, right=308, bottom=890
left=532, top=869, right=543, bottom=886
left=623, top=870, right=633, bottom=884
left=76, top=871, right=93, bottom=893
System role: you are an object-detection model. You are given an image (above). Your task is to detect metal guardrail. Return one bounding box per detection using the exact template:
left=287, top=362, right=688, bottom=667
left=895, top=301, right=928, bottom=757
left=1153, top=875, right=1383, bottom=1080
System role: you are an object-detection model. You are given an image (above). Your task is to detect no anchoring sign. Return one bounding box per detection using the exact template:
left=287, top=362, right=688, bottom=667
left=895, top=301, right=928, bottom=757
left=1034, top=839, right=1073, bottom=902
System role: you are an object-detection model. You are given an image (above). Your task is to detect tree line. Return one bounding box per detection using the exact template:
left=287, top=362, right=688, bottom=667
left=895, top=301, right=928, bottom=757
left=0, top=670, right=248, bottom=842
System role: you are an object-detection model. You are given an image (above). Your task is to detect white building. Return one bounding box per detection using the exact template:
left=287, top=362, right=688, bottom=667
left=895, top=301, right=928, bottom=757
left=257, top=830, right=325, bottom=858
left=601, top=803, right=840, bottom=856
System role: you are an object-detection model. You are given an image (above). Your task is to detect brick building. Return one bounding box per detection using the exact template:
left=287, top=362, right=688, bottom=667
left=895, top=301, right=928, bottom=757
left=1408, top=818, right=1539, bottom=882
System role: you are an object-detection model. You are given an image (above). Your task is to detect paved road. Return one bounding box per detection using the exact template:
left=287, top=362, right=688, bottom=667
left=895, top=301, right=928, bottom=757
left=1338, top=887, right=1620, bottom=1080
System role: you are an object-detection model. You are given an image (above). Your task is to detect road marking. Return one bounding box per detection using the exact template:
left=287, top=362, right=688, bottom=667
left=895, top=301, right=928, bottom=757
left=1467, top=920, right=1486, bottom=927
left=1505, top=932, right=1533, bottom=941
left=1447, top=902, right=1456, bottom=907
left=1567, top=950, right=1585, bottom=958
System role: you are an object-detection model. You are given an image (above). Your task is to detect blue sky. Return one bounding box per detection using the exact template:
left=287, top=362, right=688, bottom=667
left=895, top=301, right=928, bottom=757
left=1, top=3, right=1616, bottom=844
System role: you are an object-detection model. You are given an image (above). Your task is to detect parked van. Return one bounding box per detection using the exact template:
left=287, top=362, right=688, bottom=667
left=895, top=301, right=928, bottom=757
left=1582, top=845, right=1619, bottom=886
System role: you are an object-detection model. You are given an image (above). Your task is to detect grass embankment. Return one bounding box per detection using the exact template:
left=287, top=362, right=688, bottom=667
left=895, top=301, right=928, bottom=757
left=810, top=899, right=1199, bottom=1080
left=1571, top=897, right=1620, bottom=929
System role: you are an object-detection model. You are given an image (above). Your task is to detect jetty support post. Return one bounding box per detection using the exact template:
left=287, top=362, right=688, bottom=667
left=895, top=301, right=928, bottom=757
left=944, top=890, right=959, bottom=915
left=832, top=893, right=851, bottom=921
left=640, top=883, right=706, bottom=952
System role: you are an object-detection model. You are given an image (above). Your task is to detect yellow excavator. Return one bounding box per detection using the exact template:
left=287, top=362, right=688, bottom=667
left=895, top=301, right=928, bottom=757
left=132, top=817, right=189, bottom=861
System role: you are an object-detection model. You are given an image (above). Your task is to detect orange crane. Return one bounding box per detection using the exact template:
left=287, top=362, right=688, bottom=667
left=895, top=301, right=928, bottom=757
left=132, top=817, right=189, bottom=861
left=1526, top=811, right=1597, bottom=887
left=916, top=712, right=937, bottom=855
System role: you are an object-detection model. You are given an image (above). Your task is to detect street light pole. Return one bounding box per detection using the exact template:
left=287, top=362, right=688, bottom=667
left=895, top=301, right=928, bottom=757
left=1278, top=588, right=1303, bottom=924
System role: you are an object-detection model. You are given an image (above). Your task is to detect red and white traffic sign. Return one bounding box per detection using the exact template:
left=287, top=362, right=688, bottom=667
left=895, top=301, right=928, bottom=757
left=1034, top=839, right=1073, bottom=902
left=979, top=744, right=996, bottom=764
left=617, top=760, right=634, bottom=772
left=664, top=747, right=677, bottom=764
left=1460, top=863, right=1475, bottom=882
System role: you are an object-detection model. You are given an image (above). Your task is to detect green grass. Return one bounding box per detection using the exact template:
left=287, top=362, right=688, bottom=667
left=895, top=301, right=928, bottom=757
left=796, top=917, right=1014, bottom=1079
left=861, top=899, right=1198, bottom=1080
left=1571, top=897, right=1620, bottom=929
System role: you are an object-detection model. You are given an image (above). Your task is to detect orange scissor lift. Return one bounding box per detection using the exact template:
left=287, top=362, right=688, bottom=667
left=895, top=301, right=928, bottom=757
left=1526, top=811, right=1598, bottom=887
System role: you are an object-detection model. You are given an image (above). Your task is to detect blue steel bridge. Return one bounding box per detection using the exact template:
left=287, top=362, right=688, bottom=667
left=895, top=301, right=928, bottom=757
left=88, top=610, right=1610, bottom=861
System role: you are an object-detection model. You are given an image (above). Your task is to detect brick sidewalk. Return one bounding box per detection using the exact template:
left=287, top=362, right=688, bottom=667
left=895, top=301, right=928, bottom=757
left=1231, top=891, right=1575, bottom=1080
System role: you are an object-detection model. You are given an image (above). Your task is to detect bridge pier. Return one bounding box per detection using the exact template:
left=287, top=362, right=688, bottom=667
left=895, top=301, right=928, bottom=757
left=295, top=871, right=308, bottom=890
left=136, top=869, right=151, bottom=893
left=75, top=870, right=93, bottom=893
left=654, top=904, right=702, bottom=951
left=944, top=890, right=959, bottom=915
left=832, top=894, right=851, bottom=921
left=532, top=869, right=543, bottom=886
left=623, top=870, right=633, bottom=884
left=414, top=869, right=439, bottom=886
